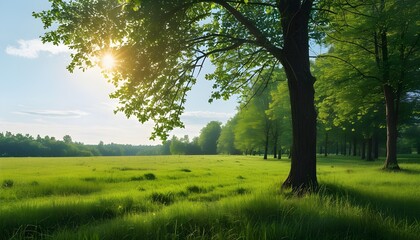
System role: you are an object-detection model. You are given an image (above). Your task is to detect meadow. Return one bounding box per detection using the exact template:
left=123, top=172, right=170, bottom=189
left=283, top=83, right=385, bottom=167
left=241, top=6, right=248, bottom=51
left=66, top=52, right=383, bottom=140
left=0, top=155, right=419, bottom=240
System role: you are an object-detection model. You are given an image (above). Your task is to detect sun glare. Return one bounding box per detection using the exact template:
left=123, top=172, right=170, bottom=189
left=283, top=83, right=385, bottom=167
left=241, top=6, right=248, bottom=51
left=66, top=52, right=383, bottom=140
left=101, top=54, right=116, bottom=70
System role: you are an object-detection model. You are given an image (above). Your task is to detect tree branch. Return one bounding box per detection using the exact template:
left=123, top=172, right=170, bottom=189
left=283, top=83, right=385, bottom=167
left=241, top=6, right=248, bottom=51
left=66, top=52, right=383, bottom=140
left=317, top=54, right=380, bottom=81
left=212, top=0, right=283, bottom=58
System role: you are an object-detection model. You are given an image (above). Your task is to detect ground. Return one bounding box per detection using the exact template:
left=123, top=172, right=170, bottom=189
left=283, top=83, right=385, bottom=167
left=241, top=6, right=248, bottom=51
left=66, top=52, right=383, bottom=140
left=0, top=155, right=419, bottom=239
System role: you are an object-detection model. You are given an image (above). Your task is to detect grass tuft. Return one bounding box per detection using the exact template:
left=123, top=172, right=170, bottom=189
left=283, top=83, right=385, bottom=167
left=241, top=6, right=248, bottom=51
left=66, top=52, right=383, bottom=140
left=144, top=173, right=156, bottom=180
left=130, top=176, right=144, bottom=181
left=150, top=192, right=175, bottom=205
left=2, top=179, right=14, bottom=188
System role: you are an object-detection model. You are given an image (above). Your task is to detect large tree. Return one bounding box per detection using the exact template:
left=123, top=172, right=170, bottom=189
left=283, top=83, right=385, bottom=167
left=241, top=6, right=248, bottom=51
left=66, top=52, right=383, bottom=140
left=318, top=0, right=420, bottom=169
left=35, top=0, right=317, bottom=192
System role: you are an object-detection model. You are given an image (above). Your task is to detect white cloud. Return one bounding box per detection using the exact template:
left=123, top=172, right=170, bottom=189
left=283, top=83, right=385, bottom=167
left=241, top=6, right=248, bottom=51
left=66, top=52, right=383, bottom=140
left=5, top=39, right=72, bottom=59
left=14, top=110, right=89, bottom=119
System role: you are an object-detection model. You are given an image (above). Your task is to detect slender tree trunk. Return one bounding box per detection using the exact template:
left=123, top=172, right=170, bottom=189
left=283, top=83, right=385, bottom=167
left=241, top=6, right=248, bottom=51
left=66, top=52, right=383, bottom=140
left=417, top=142, right=420, bottom=155
left=343, top=134, right=347, bottom=156
left=373, top=134, right=379, bottom=159
left=353, top=138, right=357, bottom=156
left=367, top=137, right=373, bottom=161
left=383, top=84, right=400, bottom=169
left=361, top=140, right=366, bottom=160
left=377, top=20, right=400, bottom=169
left=336, top=142, right=339, bottom=155
left=273, top=132, right=278, bottom=159
left=264, top=129, right=269, bottom=160
left=324, top=131, right=328, bottom=157
left=273, top=144, right=277, bottom=159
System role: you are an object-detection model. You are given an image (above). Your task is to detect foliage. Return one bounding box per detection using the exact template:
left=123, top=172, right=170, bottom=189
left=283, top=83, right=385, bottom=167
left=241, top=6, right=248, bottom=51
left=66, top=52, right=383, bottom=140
left=33, top=0, right=278, bottom=140
left=198, top=121, right=222, bottom=154
left=217, top=117, right=240, bottom=155
left=0, top=132, right=164, bottom=157
left=169, top=135, right=201, bottom=155
left=314, top=0, right=420, bottom=164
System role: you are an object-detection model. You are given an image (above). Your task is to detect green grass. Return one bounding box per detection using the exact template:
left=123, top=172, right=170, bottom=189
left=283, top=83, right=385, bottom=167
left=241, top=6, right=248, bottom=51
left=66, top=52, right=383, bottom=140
left=0, top=155, right=419, bottom=239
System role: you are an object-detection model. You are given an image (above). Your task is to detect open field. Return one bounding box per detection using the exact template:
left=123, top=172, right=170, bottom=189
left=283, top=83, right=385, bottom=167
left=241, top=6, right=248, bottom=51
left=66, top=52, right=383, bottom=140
left=1, top=155, right=419, bottom=239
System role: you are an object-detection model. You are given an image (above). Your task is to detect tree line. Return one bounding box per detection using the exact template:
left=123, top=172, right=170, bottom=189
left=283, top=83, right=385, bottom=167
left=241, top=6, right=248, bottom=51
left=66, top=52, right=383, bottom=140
left=0, top=132, right=161, bottom=157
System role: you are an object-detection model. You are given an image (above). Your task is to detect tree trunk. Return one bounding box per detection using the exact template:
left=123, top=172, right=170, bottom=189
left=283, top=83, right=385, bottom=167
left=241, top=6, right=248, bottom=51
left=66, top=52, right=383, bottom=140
left=273, top=132, right=278, bottom=159
left=343, top=134, right=347, bottom=155
left=383, top=84, right=400, bottom=169
left=353, top=137, right=357, bottom=156
left=263, top=129, right=269, bottom=160
left=361, top=140, right=366, bottom=159
left=279, top=1, right=317, bottom=193
left=367, top=137, right=373, bottom=161
left=324, top=131, right=328, bottom=157
left=336, top=142, right=339, bottom=155
left=373, top=134, right=379, bottom=159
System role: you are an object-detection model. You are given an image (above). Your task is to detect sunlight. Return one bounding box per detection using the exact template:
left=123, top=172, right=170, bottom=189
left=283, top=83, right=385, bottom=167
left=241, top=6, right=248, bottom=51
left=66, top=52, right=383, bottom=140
left=101, top=53, right=116, bottom=70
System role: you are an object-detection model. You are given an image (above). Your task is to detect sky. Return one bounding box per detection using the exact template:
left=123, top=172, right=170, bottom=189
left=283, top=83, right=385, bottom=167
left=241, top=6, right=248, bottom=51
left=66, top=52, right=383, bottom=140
left=0, top=0, right=238, bottom=145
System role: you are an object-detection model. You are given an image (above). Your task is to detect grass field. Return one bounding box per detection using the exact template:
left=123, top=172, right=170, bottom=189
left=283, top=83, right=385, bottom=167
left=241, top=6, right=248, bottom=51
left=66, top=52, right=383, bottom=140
left=0, top=155, right=419, bottom=239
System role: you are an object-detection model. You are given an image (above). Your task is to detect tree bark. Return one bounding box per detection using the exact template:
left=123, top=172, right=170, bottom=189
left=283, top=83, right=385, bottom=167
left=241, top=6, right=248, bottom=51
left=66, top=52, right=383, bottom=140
left=353, top=137, right=357, bottom=156
left=324, top=131, right=328, bottom=157
left=279, top=0, right=317, bottom=193
left=361, top=140, right=366, bottom=160
left=273, top=130, right=278, bottom=159
left=263, top=128, right=269, bottom=160
left=367, top=137, right=373, bottom=161
left=373, top=134, right=379, bottom=159
left=383, top=84, right=400, bottom=169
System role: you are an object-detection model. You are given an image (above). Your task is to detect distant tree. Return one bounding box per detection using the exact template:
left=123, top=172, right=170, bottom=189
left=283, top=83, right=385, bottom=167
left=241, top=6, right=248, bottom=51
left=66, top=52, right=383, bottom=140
left=169, top=136, right=188, bottom=155
left=63, top=135, right=73, bottom=144
left=198, top=121, right=222, bottom=155
left=234, top=100, right=266, bottom=156
left=161, top=140, right=172, bottom=155
left=267, top=74, right=292, bottom=159
left=217, top=117, right=240, bottom=155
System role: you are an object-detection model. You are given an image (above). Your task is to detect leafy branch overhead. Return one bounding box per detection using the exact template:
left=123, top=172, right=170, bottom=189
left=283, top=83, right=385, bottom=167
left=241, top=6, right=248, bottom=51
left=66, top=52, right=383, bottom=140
left=34, top=0, right=291, bottom=140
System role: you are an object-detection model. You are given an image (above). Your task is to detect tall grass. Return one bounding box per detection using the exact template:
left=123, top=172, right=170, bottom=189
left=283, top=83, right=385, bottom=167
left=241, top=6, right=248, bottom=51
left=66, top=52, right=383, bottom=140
left=0, top=155, right=419, bottom=239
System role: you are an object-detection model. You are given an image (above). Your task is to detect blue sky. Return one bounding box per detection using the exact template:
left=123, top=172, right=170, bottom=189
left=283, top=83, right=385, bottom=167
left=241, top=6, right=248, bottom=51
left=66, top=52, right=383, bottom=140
left=0, top=0, right=238, bottom=145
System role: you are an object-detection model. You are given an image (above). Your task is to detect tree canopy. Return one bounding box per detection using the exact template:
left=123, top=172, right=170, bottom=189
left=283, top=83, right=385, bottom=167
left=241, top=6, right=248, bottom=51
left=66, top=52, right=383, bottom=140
left=36, top=0, right=319, bottom=192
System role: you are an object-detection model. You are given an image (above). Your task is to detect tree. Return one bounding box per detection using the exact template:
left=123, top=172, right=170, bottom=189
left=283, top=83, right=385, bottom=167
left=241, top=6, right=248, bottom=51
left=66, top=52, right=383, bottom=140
left=267, top=72, right=292, bottom=159
left=217, top=117, right=240, bottom=155
left=63, top=135, right=73, bottom=144
left=35, top=0, right=318, bottom=192
left=318, top=0, right=420, bottom=169
left=314, top=52, right=386, bottom=160
left=234, top=98, right=267, bottom=156
left=198, top=121, right=222, bottom=154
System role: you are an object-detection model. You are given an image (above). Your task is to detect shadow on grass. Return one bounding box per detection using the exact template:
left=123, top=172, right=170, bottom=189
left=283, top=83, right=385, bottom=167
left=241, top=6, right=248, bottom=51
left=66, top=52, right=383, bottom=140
left=319, top=183, right=420, bottom=223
